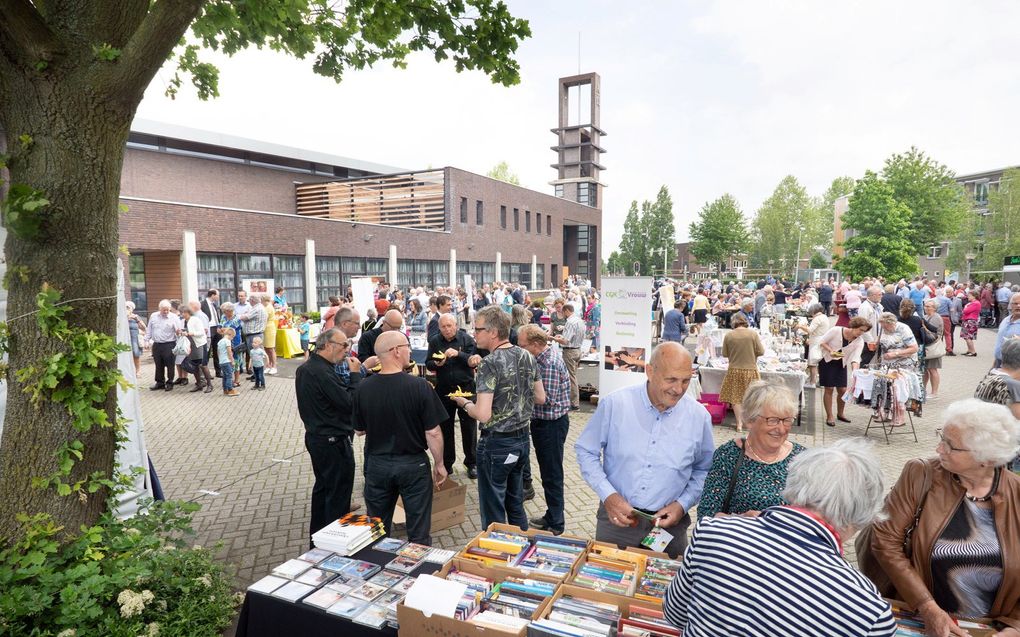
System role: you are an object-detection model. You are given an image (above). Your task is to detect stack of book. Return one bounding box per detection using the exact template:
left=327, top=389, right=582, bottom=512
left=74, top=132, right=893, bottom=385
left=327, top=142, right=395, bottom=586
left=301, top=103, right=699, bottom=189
left=529, top=594, right=622, bottom=636
left=461, top=530, right=530, bottom=566
left=484, top=577, right=557, bottom=618
left=515, top=535, right=587, bottom=577
left=635, top=556, right=683, bottom=602
left=619, top=605, right=680, bottom=636
left=570, top=546, right=644, bottom=596
left=312, top=514, right=385, bottom=555
left=445, top=568, right=493, bottom=620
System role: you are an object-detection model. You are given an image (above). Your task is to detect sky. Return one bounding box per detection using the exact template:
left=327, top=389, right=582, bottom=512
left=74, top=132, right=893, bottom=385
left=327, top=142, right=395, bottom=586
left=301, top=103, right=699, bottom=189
left=135, top=0, right=1020, bottom=254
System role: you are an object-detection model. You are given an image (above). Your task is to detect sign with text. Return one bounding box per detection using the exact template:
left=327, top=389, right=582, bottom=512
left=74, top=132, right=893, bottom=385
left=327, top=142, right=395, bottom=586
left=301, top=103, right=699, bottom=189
left=350, top=276, right=376, bottom=343
left=598, top=277, right=654, bottom=397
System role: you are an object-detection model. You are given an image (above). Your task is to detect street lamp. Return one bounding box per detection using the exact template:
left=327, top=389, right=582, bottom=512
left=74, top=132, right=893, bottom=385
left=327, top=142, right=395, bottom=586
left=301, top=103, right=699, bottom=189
left=768, top=259, right=775, bottom=277
left=965, top=252, right=976, bottom=283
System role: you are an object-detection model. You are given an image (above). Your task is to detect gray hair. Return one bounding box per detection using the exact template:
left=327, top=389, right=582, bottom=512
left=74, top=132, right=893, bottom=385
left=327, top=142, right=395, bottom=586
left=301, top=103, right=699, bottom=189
left=945, top=398, right=1020, bottom=466
left=158, top=299, right=171, bottom=310
left=1001, top=339, right=1020, bottom=371
left=315, top=327, right=342, bottom=350
left=475, top=305, right=510, bottom=338
left=742, top=381, right=798, bottom=422
left=782, top=438, right=886, bottom=532
left=335, top=306, right=357, bottom=326
left=220, top=302, right=234, bottom=312
left=125, top=301, right=135, bottom=312
left=868, top=285, right=884, bottom=297
left=879, top=311, right=899, bottom=325
left=807, top=303, right=823, bottom=316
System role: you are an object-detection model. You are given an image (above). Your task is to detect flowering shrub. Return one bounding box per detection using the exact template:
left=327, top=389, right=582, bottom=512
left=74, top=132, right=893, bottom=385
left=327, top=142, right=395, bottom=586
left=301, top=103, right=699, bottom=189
left=0, top=500, right=240, bottom=636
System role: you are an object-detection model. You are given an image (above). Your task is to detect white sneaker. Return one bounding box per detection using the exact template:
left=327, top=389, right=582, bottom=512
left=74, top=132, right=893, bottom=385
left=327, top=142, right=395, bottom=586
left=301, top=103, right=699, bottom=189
left=266, top=368, right=278, bottom=375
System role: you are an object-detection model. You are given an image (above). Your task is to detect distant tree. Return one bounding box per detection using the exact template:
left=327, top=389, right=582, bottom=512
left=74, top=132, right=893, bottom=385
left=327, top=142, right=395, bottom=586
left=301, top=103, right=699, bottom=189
left=750, top=176, right=813, bottom=270
left=689, top=194, right=750, bottom=278
left=947, top=168, right=1020, bottom=273
left=617, top=201, right=649, bottom=275
left=812, top=176, right=856, bottom=251
left=809, top=252, right=829, bottom=269
left=882, top=147, right=970, bottom=252
left=641, top=186, right=676, bottom=276
left=486, top=161, right=521, bottom=185
left=837, top=171, right=917, bottom=280
left=604, top=250, right=624, bottom=275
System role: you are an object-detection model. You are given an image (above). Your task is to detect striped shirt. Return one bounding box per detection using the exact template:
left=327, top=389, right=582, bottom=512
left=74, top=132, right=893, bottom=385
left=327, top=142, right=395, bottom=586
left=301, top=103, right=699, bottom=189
left=561, top=314, right=585, bottom=348
left=532, top=345, right=570, bottom=421
left=664, top=506, right=896, bottom=637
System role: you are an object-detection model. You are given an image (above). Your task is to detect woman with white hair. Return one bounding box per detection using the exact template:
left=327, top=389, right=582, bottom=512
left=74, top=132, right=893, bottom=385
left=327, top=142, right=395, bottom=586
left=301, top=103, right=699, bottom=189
left=696, top=381, right=806, bottom=519
left=795, top=302, right=829, bottom=387
left=665, top=438, right=895, bottom=636
left=126, top=301, right=146, bottom=376
left=871, top=399, right=1020, bottom=636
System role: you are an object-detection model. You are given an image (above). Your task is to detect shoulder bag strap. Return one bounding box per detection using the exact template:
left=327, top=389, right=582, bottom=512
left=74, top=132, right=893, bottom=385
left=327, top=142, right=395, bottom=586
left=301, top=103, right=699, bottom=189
left=721, top=439, right=747, bottom=514
left=902, top=460, right=933, bottom=558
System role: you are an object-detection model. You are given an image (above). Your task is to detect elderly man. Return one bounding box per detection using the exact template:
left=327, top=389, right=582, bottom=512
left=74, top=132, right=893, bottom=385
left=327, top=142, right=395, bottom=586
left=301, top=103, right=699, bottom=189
left=427, top=314, right=478, bottom=479
left=201, top=290, right=221, bottom=374
left=663, top=439, right=895, bottom=636
left=857, top=285, right=885, bottom=367
left=148, top=299, right=182, bottom=391
left=354, top=331, right=447, bottom=545
left=358, top=308, right=403, bottom=363
left=575, top=342, right=714, bottom=558
left=518, top=325, right=572, bottom=535
left=238, top=293, right=267, bottom=378
left=994, top=292, right=1020, bottom=368
left=451, top=306, right=546, bottom=529
left=427, top=294, right=452, bottom=342
left=295, top=328, right=362, bottom=547
left=330, top=305, right=361, bottom=384
left=552, top=303, right=585, bottom=410
left=997, top=281, right=1013, bottom=323
left=234, top=289, right=252, bottom=372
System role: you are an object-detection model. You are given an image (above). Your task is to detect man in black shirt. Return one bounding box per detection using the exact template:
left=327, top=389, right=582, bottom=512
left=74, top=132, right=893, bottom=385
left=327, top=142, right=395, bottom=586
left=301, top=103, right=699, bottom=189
left=295, top=327, right=362, bottom=546
left=427, top=295, right=452, bottom=341
left=426, top=314, right=478, bottom=479
left=354, top=331, right=447, bottom=544
left=357, top=308, right=403, bottom=364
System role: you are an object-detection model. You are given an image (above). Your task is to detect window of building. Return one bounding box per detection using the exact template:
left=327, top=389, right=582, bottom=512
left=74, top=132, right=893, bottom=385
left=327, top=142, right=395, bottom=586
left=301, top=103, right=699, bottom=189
left=272, top=255, right=305, bottom=311
left=554, top=184, right=564, bottom=198
left=397, top=259, right=416, bottom=288
left=500, top=206, right=507, bottom=229
left=536, top=265, right=545, bottom=289
left=482, top=262, right=495, bottom=283
left=316, top=256, right=341, bottom=308
left=129, top=254, right=148, bottom=314
left=975, top=181, right=990, bottom=206
left=547, top=216, right=552, bottom=236
left=237, top=254, right=272, bottom=279
left=536, top=213, right=542, bottom=234
left=340, top=256, right=367, bottom=292
left=415, top=260, right=435, bottom=288
left=928, top=245, right=943, bottom=259
left=434, top=260, right=449, bottom=287
left=525, top=211, right=531, bottom=233
left=520, top=263, right=531, bottom=287
left=460, top=197, right=468, bottom=223
left=197, top=253, right=237, bottom=303
left=578, top=182, right=590, bottom=206
left=366, top=258, right=388, bottom=280
left=476, top=201, right=484, bottom=225
left=513, top=208, right=519, bottom=231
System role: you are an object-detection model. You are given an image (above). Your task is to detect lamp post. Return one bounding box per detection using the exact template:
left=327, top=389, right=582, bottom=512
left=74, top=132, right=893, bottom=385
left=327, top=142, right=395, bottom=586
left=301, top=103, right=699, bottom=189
left=768, top=259, right=775, bottom=277
left=794, top=225, right=804, bottom=281
left=965, top=252, right=976, bottom=284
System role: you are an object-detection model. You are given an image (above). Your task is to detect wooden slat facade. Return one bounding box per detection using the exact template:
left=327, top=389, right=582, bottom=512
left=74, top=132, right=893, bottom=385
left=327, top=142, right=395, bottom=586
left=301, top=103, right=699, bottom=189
left=295, top=169, right=446, bottom=230
left=142, top=251, right=183, bottom=305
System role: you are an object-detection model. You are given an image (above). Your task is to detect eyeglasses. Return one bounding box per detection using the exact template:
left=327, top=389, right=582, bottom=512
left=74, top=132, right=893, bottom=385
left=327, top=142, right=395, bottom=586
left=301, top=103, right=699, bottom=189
left=381, top=343, right=409, bottom=354
left=329, top=340, right=349, bottom=349
left=473, top=325, right=490, bottom=333
left=757, top=416, right=796, bottom=427
left=935, top=428, right=971, bottom=453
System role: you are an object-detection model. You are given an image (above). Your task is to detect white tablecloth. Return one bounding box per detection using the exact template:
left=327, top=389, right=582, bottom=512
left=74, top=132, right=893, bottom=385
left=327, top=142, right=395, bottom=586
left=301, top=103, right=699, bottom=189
left=698, top=366, right=807, bottom=398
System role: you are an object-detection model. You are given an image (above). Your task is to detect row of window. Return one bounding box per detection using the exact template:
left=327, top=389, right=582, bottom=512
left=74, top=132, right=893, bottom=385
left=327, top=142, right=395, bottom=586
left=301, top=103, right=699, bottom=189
left=198, top=253, right=307, bottom=311
left=459, top=197, right=554, bottom=236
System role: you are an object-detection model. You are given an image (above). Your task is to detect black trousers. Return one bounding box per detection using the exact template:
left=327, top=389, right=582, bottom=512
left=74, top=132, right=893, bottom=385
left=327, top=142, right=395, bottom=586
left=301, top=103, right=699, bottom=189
left=152, top=341, right=176, bottom=385
left=305, top=431, right=355, bottom=544
left=364, top=452, right=433, bottom=545
left=438, top=394, right=477, bottom=473
left=209, top=329, right=222, bottom=370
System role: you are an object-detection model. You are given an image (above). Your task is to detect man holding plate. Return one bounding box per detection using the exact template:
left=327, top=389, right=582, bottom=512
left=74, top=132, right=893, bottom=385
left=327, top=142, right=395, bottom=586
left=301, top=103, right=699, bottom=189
left=426, top=314, right=479, bottom=479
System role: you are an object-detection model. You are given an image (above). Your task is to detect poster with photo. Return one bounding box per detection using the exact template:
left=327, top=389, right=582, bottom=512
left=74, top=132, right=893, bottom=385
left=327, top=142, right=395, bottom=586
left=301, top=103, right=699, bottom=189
left=598, top=277, right=654, bottom=397
left=241, top=278, right=274, bottom=297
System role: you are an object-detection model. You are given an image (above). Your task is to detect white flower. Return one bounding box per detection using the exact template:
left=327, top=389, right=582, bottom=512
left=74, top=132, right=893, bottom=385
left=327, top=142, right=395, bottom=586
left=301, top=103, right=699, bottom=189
left=145, top=622, right=160, bottom=637
left=57, top=630, right=77, bottom=637
left=195, top=574, right=212, bottom=587
left=117, top=589, right=154, bottom=618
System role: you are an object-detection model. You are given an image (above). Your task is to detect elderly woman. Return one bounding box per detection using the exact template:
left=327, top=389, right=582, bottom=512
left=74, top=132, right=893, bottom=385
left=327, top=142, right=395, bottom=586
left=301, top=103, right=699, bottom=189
left=796, top=302, right=829, bottom=387
left=666, top=439, right=895, bottom=636
left=697, top=382, right=806, bottom=519
left=871, top=399, right=1020, bottom=636
left=261, top=295, right=278, bottom=375
left=126, top=301, right=147, bottom=377
left=180, top=306, right=213, bottom=393
left=719, top=313, right=765, bottom=432
left=218, top=302, right=244, bottom=389
left=961, top=289, right=982, bottom=356
left=817, top=316, right=872, bottom=427
left=875, top=311, right=920, bottom=426
left=922, top=299, right=945, bottom=399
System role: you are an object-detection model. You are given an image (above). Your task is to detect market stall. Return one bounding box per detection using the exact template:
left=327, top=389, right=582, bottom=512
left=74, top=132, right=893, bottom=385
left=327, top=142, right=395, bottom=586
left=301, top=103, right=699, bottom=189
left=276, top=328, right=303, bottom=359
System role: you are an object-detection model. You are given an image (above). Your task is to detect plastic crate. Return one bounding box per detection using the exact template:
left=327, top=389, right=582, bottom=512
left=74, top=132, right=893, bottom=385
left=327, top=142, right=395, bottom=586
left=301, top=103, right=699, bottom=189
left=701, top=401, right=727, bottom=425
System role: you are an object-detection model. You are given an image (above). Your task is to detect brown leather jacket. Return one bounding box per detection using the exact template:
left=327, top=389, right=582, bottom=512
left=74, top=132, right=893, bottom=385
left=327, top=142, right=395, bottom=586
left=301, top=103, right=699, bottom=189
left=871, top=457, right=1020, bottom=630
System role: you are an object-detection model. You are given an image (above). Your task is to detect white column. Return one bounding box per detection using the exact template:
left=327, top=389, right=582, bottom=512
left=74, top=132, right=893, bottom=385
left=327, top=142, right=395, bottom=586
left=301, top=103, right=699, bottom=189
left=388, top=245, right=398, bottom=286
left=495, top=251, right=502, bottom=282
left=304, top=239, right=316, bottom=312
left=181, top=230, right=198, bottom=302
left=531, top=254, right=538, bottom=290
left=449, top=248, right=457, bottom=289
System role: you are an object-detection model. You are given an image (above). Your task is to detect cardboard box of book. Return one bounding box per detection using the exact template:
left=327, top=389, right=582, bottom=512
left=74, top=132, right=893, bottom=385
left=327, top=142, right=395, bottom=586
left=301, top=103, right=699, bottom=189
left=567, top=541, right=677, bottom=606
left=393, top=477, right=466, bottom=532
left=455, top=523, right=590, bottom=582
left=395, top=556, right=559, bottom=637
left=530, top=582, right=680, bottom=636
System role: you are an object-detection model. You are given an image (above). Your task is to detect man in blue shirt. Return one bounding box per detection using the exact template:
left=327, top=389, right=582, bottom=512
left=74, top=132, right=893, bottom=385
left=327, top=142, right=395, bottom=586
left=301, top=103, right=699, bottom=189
left=908, top=281, right=929, bottom=316
left=994, top=292, right=1020, bottom=367
left=575, top=342, right=714, bottom=558
left=996, top=283, right=1013, bottom=323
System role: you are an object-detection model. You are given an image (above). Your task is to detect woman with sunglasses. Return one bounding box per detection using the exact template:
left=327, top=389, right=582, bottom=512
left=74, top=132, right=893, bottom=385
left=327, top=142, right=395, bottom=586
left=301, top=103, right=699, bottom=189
left=870, top=399, right=1020, bottom=637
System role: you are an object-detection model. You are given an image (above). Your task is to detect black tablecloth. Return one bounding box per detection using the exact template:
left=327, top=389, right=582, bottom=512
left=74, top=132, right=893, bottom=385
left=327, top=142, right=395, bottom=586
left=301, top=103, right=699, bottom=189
left=235, top=545, right=442, bottom=637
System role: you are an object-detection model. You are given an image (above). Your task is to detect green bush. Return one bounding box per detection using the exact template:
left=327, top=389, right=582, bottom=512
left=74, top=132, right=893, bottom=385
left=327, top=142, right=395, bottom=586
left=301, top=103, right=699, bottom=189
left=0, top=500, right=240, bottom=637
left=306, top=311, right=321, bottom=323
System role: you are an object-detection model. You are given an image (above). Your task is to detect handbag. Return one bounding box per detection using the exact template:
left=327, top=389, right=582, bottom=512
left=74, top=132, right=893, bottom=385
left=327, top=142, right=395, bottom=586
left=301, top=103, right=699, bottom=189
left=855, top=460, right=932, bottom=597
left=721, top=439, right=747, bottom=514
left=172, top=335, right=191, bottom=358
left=920, top=320, right=939, bottom=346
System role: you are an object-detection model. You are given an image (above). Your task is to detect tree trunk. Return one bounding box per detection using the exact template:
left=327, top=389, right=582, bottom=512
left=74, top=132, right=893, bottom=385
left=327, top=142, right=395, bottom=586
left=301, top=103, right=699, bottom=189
left=0, top=67, right=133, bottom=539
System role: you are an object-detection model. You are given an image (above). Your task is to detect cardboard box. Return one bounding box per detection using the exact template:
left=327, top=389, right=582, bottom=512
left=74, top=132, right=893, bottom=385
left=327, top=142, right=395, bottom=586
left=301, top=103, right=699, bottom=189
left=567, top=542, right=669, bottom=605
left=534, top=583, right=674, bottom=634
left=456, top=523, right=590, bottom=582
left=396, top=555, right=558, bottom=636
left=393, top=477, right=466, bottom=532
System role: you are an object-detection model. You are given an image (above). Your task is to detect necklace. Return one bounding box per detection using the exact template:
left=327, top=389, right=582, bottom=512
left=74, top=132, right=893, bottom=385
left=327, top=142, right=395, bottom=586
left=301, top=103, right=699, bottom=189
left=954, top=468, right=1001, bottom=503
left=745, top=440, right=787, bottom=464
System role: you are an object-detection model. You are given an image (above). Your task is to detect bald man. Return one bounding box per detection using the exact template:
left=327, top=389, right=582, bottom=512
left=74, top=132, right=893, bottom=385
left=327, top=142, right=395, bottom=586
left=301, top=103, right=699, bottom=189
left=357, top=308, right=404, bottom=364
left=354, top=331, right=447, bottom=544
left=574, top=343, right=714, bottom=558
left=426, top=314, right=478, bottom=479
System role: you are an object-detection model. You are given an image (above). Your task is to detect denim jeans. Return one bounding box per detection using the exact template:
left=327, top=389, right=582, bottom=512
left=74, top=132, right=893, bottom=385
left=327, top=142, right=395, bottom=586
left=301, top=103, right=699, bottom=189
left=531, top=413, right=570, bottom=532
left=253, top=366, right=265, bottom=388
left=364, top=452, right=433, bottom=545
left=220, top=363, right=234, bottom=391
left=476, top=428, right=530, bottom=530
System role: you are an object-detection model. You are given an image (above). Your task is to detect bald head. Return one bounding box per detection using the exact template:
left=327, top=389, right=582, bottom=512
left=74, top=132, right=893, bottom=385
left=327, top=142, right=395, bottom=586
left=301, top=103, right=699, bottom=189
left=646, top=342, right=694, bottom=411
left=376, top=331, right=410, bottom=372
left=648, top=341, right=692, bottom=369
left=381, top=309, right=404, bottom=331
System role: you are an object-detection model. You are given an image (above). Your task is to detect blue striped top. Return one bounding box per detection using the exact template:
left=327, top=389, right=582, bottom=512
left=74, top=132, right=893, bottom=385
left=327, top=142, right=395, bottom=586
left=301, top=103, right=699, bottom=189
left=664, top=506, right=896, bottom=637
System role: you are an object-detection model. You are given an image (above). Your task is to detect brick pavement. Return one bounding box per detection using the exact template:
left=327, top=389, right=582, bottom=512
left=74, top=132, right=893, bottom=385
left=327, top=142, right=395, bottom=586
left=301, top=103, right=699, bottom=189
left=138, top=325, right=997, bottom=622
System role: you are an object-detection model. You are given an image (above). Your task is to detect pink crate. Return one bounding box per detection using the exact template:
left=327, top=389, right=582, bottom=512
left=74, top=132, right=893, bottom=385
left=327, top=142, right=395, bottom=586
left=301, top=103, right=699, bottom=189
left=701, top=401, right=727, bottom=424
left=700, top=393, right=721, bottom=405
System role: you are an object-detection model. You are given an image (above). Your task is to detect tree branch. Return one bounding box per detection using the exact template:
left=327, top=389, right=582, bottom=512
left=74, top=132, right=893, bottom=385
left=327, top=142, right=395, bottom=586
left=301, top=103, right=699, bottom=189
left=0, top=0, right=64, bottom=69
left=102, top=0, right=205, bottom=104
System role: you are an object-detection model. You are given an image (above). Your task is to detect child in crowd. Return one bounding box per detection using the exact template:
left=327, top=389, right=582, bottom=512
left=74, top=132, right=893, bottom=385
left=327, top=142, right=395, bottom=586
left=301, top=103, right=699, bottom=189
left=250, top=337, right=267, bottom=390
left=298, top=314, right=310, bottom=360
left=218, top=328, right=239, bottom=396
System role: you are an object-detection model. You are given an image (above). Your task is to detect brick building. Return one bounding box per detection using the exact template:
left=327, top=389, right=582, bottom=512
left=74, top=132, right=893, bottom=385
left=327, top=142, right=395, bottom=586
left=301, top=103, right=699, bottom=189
left=670, top=242, right=748, bottom=281
left=120, top=74, right=604, bottom=313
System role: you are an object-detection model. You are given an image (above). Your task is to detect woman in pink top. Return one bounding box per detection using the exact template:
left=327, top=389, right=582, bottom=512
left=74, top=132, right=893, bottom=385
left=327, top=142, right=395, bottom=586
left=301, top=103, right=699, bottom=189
left=844, top=286, right=862, bottom=317
left=960, top=289, right=982, bottom=356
